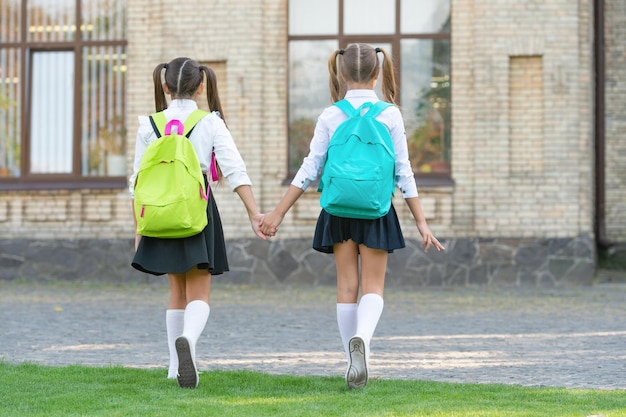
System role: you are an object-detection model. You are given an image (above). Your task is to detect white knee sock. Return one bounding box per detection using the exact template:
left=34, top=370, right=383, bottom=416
left=166, top=309, right=185, bottom=378
left=182, top=300, right=210, bottom=347
left=337, top=303, right=358, bottom=363
left=355, top=293, right=384, bottom=346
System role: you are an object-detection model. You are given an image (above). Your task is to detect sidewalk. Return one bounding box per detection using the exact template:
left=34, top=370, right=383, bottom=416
left=1, top=279, right=624, bottom=390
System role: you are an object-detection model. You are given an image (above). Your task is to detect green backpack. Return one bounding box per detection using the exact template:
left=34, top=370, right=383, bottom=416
left=133, top=109, right=209, bottom=238
left=318, top=100, right=395, bottom=220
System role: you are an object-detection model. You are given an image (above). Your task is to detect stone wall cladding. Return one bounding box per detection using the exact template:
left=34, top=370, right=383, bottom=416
left=0, top=236, right=595, bottom=287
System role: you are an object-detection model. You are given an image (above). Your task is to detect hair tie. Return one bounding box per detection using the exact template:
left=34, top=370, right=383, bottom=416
left=375, top=47, right=381, bottom=53
left=338, top=49, right=345, bottom=55
left=163, top=63, right=169, bottom=69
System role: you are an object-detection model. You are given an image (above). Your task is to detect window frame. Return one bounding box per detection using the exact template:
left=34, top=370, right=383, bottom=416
left=287, top=0, right=453, bottom=186
left=0, top=0, right=127, bottom=190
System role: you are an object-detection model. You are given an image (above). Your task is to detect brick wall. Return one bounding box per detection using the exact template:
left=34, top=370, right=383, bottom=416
left=605, top=0, right=626, bottom=242
left=0, top=0, right=607, bottom=285
left=450, top=0, right=594, bottom=239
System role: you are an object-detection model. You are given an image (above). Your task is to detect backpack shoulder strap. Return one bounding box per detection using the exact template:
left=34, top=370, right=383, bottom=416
left=183, top=109, right=210, bottom=137
left=333, top=99, right=357, bottom=117
left=149, top=112, right=167, bottom=138
left=364, top=101, right=393, bottom=119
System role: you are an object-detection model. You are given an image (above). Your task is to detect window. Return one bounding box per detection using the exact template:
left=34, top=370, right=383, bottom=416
left=0, top=0, right=127, bottom=188
left=288, top=0, right=451, bottom=179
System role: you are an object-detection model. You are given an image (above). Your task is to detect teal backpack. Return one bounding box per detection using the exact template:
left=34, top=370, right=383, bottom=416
left=133, top=109, right=209, bottom=238
left=318, top=100, right=396, bottom=220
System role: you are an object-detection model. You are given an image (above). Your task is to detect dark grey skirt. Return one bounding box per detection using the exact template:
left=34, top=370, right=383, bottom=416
left=131, top=188, right=228, bottom=276
left=312, top=205, right=406, bottom=254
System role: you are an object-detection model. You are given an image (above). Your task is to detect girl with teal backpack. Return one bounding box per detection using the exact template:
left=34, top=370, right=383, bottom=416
left=260, top=44, right=445, bottom=389
left=129, top=57, right=267, bottom=388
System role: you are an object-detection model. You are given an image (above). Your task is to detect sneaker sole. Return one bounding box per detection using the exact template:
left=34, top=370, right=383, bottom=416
left=347, top=336, right=368, bottom=389
left=175, top=337, right=198, bottom=388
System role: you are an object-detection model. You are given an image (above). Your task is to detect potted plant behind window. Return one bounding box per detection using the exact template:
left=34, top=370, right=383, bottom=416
left=97, top=116, right=127, bottom=176
left=409, top=75, right=450, bottom=174
left=0, top=90, right=19, bottom=177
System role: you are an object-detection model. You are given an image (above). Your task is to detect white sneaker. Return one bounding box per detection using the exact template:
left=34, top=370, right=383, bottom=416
left=175, top=336, right=198, bottom=388
left=346, top=336, right=368, bottom=389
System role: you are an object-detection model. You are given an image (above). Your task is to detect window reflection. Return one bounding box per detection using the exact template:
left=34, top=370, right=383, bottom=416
left=289, top=0, right=338, bottom=35
left=0, top=48, right=21, bottom=177
left=289, top=40, right=337, bottom=171
left=30, top=51, right=75, bottom=174
left=401, top=39, right=451, bottom=173
left=401, top=0, right=450, bottom=34
left=344, top=0, right=395, bottom=35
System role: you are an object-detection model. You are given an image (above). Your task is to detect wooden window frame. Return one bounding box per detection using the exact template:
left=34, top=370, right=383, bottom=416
left=0, top=0, right=128, bottom=190
left=287, top=0, right=453, bottom=186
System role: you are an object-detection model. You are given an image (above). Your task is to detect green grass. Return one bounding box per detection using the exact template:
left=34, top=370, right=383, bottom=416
left=1, top=363, right=624, bottom=417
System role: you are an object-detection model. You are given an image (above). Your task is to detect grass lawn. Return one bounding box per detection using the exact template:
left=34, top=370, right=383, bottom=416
left=1, top=363, right=624, bottom=417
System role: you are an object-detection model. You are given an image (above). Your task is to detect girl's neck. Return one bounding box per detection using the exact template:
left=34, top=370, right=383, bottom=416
left=346, top=80, right=376, bottom=90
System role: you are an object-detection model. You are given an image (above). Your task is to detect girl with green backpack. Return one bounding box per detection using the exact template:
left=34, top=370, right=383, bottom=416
left=129, top=57, right=267, bottom=388
left=260, top=44, right=445, bottom=389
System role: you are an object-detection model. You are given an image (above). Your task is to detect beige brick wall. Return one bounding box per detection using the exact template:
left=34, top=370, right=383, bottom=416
left=450, top=0, right=594, bottom=239
left=0, top=0, right=600, bottom=245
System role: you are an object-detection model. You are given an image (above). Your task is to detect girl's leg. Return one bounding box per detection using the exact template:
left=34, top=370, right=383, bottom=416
left=347, top=245, right=387, bottom=388
left=176, top=267, right=212, bottom=388
left=166, top=273, right=187, bottom=378
left=355, top=244, right=387, bottom=346
left=333, top=240, right=360, bottom=363
left=166, top=309, right=184, bottom=378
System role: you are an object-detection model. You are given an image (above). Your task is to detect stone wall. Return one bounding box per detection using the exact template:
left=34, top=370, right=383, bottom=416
left=0, top=236, right=595, bottom=286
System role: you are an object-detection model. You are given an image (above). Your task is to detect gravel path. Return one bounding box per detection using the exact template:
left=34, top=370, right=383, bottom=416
left=1, top=280, right=624, bottom=390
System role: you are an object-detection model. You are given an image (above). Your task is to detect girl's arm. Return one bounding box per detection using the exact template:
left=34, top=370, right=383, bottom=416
left=259, top=185, right=304, bottom=236
left=234, top=184, right=267, bottom=240
left=131, top=200, right=141, bottom=250
left=405, top=197, right=445, bottom=252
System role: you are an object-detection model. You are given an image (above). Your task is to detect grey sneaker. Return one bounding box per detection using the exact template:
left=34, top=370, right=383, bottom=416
left=347, top=336, right=368, bottom=389
left=175, top=336, right=198, bottom=388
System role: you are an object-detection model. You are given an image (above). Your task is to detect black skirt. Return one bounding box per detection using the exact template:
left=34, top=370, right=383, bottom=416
left=131, top=188, right=229, bottom=276
left=312, top=205, right=406, bottom=254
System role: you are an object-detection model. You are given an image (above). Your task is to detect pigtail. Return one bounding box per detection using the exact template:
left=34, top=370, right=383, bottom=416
left=153, top=63, right=169, bottom=111
left=200, top=66, right=226, bottom=126
left=199, top=65, right=224, bottom=183
left=328, top=50, right=345, bottom=103
left=378, top=48, right=397, bottom=105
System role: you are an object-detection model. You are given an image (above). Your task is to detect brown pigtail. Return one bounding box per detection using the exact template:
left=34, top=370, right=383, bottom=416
left=328, top=50, right=345, bottom=103
left=199, top=65, right=224, bottom=182
left=378, top=48, right=397, bottom=105
left=153, top=63, right=169, bottom=111
left=200, top=66, right=226, bottom=126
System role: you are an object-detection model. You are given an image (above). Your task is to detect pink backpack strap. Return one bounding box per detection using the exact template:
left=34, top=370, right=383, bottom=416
left=209, top=152, right=219, bottom=182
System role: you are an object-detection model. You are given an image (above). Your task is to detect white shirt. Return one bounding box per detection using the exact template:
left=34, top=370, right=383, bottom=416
left=129, top=99, right=252, bottom=198
left=291, top=89, right=419, bottom=198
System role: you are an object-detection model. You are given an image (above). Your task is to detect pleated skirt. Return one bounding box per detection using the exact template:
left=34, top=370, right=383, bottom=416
left=131, top=188, right=228, bottom=276
left=312, top=205, right=406, bottom=254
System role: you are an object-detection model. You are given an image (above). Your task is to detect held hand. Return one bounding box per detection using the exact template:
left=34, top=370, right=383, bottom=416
left=250, top=213, right=268, bottom=240
left=259, top=210, right=283, bottom=237
left=416, top=221, right=445, bottom=253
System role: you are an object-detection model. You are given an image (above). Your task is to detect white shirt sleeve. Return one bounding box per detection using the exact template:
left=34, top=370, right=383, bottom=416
left=290, top=109, right=335, bottom=191
left=204, top=115, right=252, bottom=191
left=128, top=115, right=153, bottom=199
left=382, top=106, right=419, bottom=199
